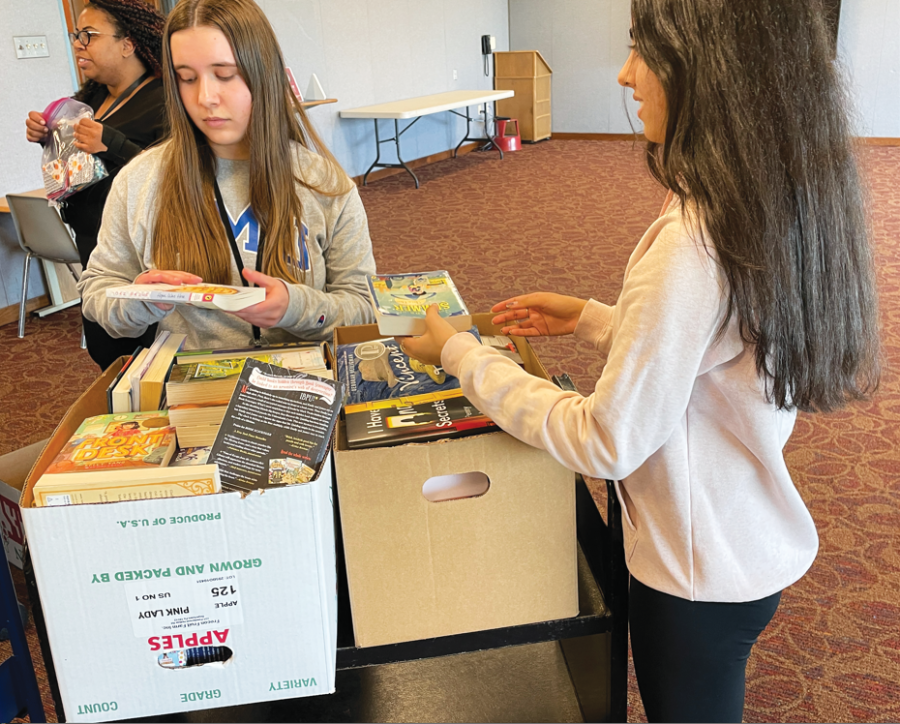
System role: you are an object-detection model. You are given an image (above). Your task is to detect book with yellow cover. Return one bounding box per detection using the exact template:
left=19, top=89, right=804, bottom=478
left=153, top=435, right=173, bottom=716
left=33, top=464, right=221, bottom=507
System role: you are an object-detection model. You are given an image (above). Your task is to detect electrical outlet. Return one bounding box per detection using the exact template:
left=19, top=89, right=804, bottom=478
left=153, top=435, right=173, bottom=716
left=14, top=35, right=49, bottom=59
left=452, top=69, right=458, bottom=80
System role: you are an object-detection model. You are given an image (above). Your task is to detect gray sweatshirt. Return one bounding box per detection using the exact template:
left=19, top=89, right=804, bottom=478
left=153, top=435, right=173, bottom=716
left=79, top=142, right=376, bottom=351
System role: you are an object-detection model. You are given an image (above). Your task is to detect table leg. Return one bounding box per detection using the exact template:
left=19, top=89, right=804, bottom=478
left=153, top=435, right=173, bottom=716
left=392, top=119, right=420, bottom=189
left=362, top=119, right=384, bottom=187
left=453, top=104, right=503, bottom=160
left=362, top=119, right=421, bottom=189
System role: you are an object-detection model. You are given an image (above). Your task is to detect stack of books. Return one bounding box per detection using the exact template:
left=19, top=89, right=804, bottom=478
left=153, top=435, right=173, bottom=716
left=32, top=411, right=221, bottom=506
left=166, top=344, right=331, bottom=447
left=336, top=329, right=523, bottom=450
left=106, top=332, right=187, bottom=413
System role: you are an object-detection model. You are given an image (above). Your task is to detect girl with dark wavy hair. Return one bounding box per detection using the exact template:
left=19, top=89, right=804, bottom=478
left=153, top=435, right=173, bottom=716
left=26, top=0, right=167, bottom=370
left=403, top=0, right=880, bottom=720
left=79, top=0, right=375, bottom=352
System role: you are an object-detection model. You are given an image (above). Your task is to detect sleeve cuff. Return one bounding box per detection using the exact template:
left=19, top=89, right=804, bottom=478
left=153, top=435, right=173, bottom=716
left=441, top=331, right=482, bottom=378
left=574, top=298, right=613, bottom=345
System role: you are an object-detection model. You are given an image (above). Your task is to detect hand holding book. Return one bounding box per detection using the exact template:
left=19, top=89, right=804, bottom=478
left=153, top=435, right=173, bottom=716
left=228, top=268, right=290, bottom=327
left=397, top=304, right=461, bottom=368
left=131, top=269, right=204, bottom=311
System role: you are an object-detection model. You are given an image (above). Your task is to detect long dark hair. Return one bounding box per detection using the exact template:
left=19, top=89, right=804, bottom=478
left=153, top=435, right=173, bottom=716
left=73, top=0, right=165, bottom=103
left=632, top=0, right=880, bottom=413
left=153, top=0, right=350, bottom=284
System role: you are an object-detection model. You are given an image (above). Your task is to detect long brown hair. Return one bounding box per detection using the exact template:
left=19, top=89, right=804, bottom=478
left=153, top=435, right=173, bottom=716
left=153, top=0, right=351, bottom=284
left=632, top=0, right=880, bottom=413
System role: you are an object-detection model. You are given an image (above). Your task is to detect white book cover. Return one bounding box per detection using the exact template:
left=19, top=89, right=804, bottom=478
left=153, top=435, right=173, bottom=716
left=107, top=284, right=265, bottom=312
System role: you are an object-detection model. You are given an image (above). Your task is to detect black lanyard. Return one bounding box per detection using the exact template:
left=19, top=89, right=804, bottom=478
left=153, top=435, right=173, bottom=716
left=213, top=179, right=266, bottom=346
left=97, top=71, right=152, bottom=121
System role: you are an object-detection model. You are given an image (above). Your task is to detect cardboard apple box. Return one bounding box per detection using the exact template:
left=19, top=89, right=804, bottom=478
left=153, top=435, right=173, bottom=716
left=333, top=313, right=578, bottom=648
left=20, top=360, right=338, bottom=722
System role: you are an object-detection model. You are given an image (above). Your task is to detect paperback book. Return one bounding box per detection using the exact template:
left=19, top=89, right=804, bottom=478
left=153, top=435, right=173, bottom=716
left=336, top=333, right=482, bottom=405
left=209, top=359, right=342, bottom=493
left=43, top=411, right=177, bottom=474
left=343, top=389, right=497, bottom=449
left=366, top=271, right=471, bottom=336
left=106, top=283, right=265, bottom=312
left=166, top=350, right=327, bottom=407
left=32, top=411, right=221, bottom=506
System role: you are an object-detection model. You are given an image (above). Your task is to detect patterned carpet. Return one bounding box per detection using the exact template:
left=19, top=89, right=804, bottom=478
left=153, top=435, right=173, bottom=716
left=1, top=139, right=898, bottom=722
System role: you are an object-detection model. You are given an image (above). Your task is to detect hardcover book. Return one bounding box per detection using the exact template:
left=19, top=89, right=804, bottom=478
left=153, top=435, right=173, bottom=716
left=366, top=271, right=471, bottom=336
left=343, top=389, right=497, bottom=449
left=209, top=359, right=342, bottom=493
left=106, top=283, right=266, bottom=312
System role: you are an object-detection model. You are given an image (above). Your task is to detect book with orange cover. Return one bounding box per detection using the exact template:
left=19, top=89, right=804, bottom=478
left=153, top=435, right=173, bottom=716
left=32, top=411, right=220, bottom=506
left=43, top=411, right=176, bottom=474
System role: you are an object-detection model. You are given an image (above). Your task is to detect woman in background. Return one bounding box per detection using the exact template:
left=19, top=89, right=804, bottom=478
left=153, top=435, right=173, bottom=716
left=26, top=0, right=166, bottom=370
left=402, top=0, right=881, bottom=721
left=78, top=0, right=375, bottom=352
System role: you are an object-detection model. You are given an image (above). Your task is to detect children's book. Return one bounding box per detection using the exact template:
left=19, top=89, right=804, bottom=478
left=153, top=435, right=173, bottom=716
left=166, top=350, right=327, bottom=407
left=366, top=271, right=471, bottom=336
left=344, top=389, right=497, bottom=449
left=42, top=411, right=177, bottom=475
left=175, top=341, right=326, bottom=366
left=171, top=446, right=212, bottom=467
left=209, top=359, right=342, bottom=493
left=106, top=283, right=265, bottom=312
left=336, top=330, right=480, bottom=405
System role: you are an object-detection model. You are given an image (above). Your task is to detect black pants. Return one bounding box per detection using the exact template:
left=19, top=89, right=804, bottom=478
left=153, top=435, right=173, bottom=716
left=76, top=233, right=158, bottom=371
left=629, top=576, right=781, bottom=723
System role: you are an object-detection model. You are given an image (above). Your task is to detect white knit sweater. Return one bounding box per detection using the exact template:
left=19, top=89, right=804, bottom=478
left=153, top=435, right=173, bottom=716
left=441, top=196, right=818, bottom=602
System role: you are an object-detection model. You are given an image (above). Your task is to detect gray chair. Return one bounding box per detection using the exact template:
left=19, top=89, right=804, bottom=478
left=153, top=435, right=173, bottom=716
left=6, top=194, right=85, bottom=347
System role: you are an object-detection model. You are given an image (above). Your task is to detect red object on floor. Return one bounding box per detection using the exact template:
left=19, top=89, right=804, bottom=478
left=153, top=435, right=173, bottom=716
left=493, top=117, right=521, bottom=152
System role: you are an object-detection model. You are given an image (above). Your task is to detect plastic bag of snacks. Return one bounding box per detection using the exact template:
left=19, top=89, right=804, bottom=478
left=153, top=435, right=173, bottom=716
left=39, top=97, right=108, bottom=206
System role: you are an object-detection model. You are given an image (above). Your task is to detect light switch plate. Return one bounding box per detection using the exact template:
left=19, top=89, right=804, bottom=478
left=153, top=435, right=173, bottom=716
left=14, top=36, right=49, bottom=59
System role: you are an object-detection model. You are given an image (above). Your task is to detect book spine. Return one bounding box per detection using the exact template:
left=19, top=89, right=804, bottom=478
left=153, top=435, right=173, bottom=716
left=109, top=289, right=192, bottom=302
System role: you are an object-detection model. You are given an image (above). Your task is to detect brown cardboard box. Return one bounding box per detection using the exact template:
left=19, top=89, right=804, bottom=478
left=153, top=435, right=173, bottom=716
left=0, top=438, right=48, bottom=568
left=334, top=313, right=578, bottom=648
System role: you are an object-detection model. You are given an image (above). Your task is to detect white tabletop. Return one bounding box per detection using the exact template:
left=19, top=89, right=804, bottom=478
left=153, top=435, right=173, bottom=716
left=340, top=89, right=514, bottom=120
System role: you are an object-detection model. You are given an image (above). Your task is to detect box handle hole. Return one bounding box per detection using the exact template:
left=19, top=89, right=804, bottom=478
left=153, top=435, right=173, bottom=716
left=158, top=646, right=233, bottom=669
left=422, top=472, right=490, bottom=502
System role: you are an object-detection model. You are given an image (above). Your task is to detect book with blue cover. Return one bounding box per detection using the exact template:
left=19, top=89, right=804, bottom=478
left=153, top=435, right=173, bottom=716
left=336, top=329, right=480, bottom=405
left=366, top=271, right=471, bottom=335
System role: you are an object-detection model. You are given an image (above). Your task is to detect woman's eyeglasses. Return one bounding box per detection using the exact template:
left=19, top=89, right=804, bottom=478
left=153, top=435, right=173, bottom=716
left=68, top=30, right=121, bottom=46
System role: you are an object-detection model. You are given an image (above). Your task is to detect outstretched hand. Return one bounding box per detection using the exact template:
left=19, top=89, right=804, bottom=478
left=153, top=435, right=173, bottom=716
left=490, top=292, right=588, bottom=337
left=229, top=268, right=290, bottom=328
left=397, top=304, right=459, bottom=368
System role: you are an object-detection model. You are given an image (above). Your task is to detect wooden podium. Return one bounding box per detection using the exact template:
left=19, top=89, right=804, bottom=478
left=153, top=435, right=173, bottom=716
left=493, top=50, right=552, bottom=142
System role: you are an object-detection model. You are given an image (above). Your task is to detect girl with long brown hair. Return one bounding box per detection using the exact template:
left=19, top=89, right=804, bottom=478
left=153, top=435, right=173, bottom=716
left=79, top=0, right=375, bottom=351
left=402, top=0, right=881, bottom=720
